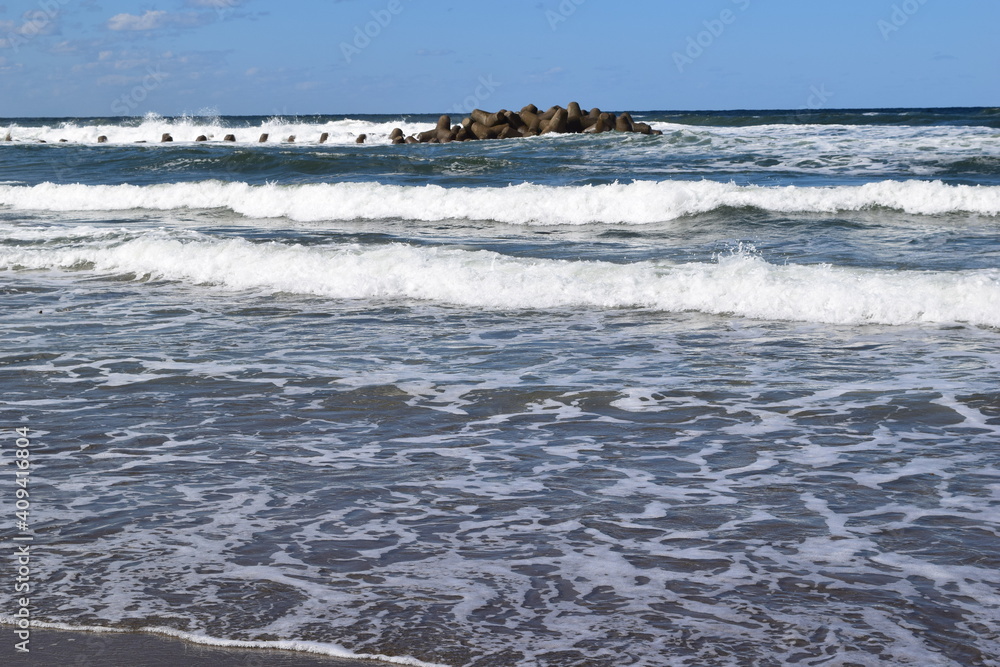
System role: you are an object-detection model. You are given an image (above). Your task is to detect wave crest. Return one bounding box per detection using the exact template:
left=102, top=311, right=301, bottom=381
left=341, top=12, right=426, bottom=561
left=2, top=180, right=998, bottom=224
left=3, top=235, right=998, bottom=326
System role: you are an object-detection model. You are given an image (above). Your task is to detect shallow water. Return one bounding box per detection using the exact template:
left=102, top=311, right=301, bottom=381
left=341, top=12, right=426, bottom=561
left=2, top=109, right=999, bottom=666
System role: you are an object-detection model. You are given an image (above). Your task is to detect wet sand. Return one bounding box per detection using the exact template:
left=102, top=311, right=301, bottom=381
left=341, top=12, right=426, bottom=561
left=1, top=626, right=383, bottom=666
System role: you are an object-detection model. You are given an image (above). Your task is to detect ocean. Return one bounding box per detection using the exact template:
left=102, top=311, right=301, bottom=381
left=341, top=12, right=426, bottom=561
left=1, top=108, right=999, bottom=666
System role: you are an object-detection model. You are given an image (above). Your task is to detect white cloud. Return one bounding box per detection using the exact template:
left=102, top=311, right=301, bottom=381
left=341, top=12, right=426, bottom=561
left=107, top=10, right=169, bottom=31
left=0, top=9, right=61, bottom=46
left=106, top=10, right=210, bottom=31
left=114, top=58, right=150, bottom=70
left=526, top=66, right=565, bottom=84
left=186, top=0, right=244, bottom=7
left=50, top=40, right=80, bottom=53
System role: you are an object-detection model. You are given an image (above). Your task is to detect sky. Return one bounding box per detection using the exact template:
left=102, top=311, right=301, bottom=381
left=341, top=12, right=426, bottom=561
left=1, top=0, right=998, bottom=117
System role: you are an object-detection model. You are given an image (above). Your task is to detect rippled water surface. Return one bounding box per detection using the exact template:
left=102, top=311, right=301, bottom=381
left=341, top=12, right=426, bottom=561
left=2, top=110, right=999, bottom=666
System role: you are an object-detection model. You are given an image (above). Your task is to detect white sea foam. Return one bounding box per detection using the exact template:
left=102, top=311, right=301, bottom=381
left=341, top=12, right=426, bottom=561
left=0, top=223, right=135, bottom=241
left=2, top=179, right=998, bottom=223
left=3, top=295, right=998, bottom=665
left=645, top=121, right=1000, bottom=177
left=0, top=617, right=446, bottom=666
left=0, top=114, right=429, bottom=145
left=3, top=235, right=998, bottom=326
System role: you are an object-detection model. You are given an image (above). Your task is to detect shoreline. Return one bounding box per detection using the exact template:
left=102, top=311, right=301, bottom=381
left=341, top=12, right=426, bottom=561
left=0, top=626, right=402, bottom=666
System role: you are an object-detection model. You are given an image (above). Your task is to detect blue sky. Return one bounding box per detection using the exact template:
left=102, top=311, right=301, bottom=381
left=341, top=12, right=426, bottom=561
left=1, top=0, right=997, bottom=117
